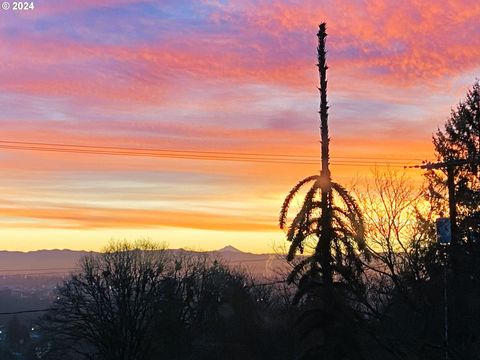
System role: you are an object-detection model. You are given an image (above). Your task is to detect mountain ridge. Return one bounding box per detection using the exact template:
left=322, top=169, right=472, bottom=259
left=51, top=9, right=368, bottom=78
left=0, top=248, right=287, bottom=280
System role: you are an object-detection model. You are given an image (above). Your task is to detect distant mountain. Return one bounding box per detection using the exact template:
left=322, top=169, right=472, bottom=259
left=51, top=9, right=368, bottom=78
left=0, top=248, right=288, bottom=280
left=217, top=245, right=243, bottom=253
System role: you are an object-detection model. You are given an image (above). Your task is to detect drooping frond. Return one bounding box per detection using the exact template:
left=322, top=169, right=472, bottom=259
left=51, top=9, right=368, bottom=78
left=282, top=178, right=366, bottom=263
left=332, top=183, right=365, bottom=246
left=287, top=256, right=317, bottom=285
left=332, top=212, right=356, bottom=239
left=287, top=217, right=320, bottom=261
left=332, top=182, right=363, bottom=220
left=292, top=269, right=322, bottom=305
left=286, top=186, right=320, bottom=241
left=331, top=205, right=364, bottom=245
left=279, top=175, right=319, bottom=229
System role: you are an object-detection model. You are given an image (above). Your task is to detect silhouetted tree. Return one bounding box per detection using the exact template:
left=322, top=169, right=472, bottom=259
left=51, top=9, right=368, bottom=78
left=41, top=240, right=171, bottom=360
left=424, top=81, right=480, bottom=359
left=353, top=169, right=435, bottom=305
left=279, top=23, right=366, bottom=360
left=41, top=245, right=296, bottom=360
left=425, top=81, right=480, bottom=241
left=358, top=84, right=480, bottom=359
left=351, top=169, right=443, bottom=359
left=155, top=255, right=295, bottom=360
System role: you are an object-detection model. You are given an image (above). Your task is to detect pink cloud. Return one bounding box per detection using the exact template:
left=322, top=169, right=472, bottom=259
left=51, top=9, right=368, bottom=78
left=2, top=0, right=478, bottom=108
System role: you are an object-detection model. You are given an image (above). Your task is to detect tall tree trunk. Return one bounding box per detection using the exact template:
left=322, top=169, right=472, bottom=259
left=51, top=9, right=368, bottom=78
left=316, top=23, right=333, bottom=291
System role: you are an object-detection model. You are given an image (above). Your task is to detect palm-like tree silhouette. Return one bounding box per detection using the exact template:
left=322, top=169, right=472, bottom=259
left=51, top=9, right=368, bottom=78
left=280, top=176, right=365, bottom=288
left=279, top=23, right=366, bottom=299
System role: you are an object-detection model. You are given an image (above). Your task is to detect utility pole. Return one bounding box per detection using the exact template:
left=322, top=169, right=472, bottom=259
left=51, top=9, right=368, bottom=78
left=407, top=157, right=480, bottom=245
left=443, top=248, right=449, bottom=360
left=446, top=165, right=458, bottom=244
left=407, top=157, right=480, bottom=360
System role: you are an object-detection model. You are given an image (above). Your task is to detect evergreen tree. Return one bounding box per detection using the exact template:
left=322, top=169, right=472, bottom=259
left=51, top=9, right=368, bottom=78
left=424, top=81, right=480, bottom=358
left=426, top=81, right=480, bottom=242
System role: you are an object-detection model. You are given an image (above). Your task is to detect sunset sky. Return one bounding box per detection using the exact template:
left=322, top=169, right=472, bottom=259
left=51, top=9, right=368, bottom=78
left=0, top=0, right=479, bottom=253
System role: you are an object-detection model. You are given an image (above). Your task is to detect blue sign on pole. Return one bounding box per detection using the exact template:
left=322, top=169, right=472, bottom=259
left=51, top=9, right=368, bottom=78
left=436, top=217, right=451, bottom=245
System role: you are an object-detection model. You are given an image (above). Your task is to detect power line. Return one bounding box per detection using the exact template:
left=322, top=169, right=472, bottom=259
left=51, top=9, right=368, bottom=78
left=0, top=308, right=54, bottom=315
left=0, top=267, right=76, bottom=272
left=0, top=140, right=320, bottom=159
left=0, top=140, right=423, bottom=168
left=0, top=144, right=318, bottom=165
left=0, top=140, right=424, bottom=161
left=0, top=272, right=73, bottom=277
left=0, top=143, right=401, bottom=164
left=406, top=158, right=480, bottom=170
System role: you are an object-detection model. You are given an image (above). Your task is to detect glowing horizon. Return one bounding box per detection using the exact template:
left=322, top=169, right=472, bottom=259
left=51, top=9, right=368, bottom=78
left=0, top=0, right=479, bottom=253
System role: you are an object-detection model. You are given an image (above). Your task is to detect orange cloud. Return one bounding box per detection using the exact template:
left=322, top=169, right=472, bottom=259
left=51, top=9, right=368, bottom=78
left=0, top=204, right=277, bottom=232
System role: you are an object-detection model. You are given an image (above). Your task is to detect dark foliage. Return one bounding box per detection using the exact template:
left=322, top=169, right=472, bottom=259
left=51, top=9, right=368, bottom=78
left=426, top=81, right=480, bottom=242
left=39, top=242, right=296, bottom=360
